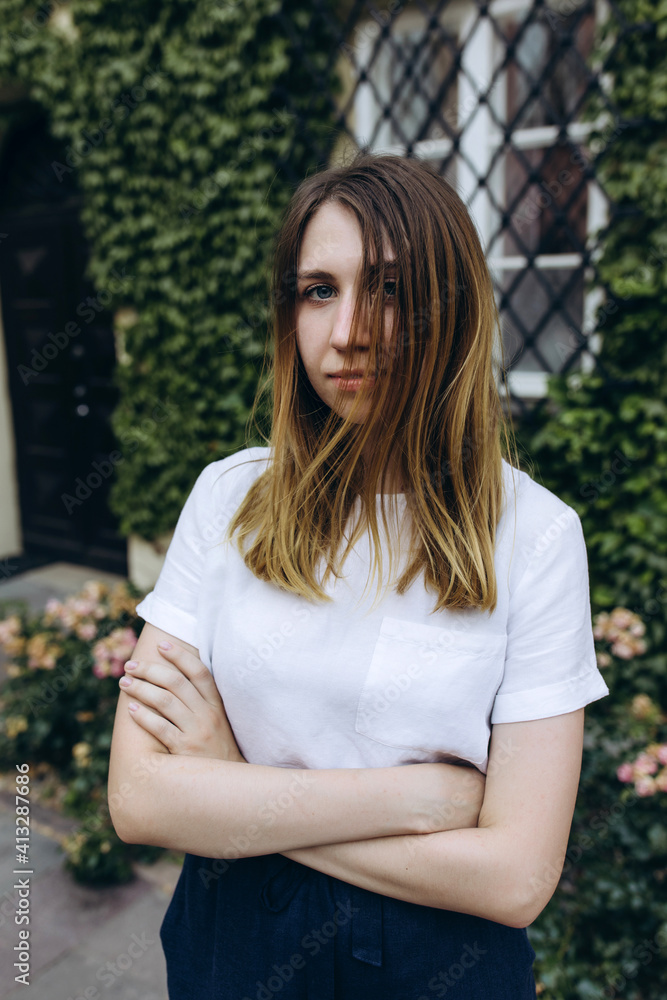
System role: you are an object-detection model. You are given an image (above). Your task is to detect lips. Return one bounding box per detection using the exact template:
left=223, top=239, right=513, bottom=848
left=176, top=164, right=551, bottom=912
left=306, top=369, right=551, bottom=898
left=328, top=370, right=375, bottom=377
left=328, top=371, right=377, bottom=392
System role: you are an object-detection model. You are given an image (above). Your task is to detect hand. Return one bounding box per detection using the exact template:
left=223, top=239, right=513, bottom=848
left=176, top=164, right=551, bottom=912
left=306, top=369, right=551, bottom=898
left=408, top=762, right=486, bottom=834
left=119, top=641, right=246, bottom=762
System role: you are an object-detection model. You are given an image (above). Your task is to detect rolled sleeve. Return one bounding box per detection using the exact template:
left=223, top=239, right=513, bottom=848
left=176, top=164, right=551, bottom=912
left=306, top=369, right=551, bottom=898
left=134, top=592, right=199, bottom=649
left=491, top=503, right=610, bottom=725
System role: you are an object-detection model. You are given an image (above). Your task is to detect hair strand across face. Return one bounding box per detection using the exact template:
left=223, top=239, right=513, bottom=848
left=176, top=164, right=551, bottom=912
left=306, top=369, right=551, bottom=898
left=224, top=151, right=518, bottom=614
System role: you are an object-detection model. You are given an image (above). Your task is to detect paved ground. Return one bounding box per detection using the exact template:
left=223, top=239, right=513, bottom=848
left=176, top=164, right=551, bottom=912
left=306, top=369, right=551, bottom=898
left=0, top=564, right=180, bottom=999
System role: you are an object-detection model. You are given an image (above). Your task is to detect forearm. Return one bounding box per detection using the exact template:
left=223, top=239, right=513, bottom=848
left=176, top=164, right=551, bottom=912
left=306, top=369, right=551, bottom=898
left=281, top=828, right=536, bottom=928
left=111, top=753, right=428, bottom=857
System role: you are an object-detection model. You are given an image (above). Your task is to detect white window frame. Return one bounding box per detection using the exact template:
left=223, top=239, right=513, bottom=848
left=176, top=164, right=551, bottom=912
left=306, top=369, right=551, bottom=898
left=345, top=0, right=610, bottom=400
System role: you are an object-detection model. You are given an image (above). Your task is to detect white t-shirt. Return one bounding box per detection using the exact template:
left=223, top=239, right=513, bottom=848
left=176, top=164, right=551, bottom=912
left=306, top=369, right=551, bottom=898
left=135, top=447, right=609, bottom=773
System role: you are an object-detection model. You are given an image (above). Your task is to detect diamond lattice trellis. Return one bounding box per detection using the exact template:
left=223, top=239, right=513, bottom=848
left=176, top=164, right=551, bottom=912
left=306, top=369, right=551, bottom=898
left=270, top=0, right=635, bottom=415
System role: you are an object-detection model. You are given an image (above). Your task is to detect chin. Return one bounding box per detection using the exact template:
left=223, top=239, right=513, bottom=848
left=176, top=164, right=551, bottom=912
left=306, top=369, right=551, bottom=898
left=330, top=401, right=370, bottom=425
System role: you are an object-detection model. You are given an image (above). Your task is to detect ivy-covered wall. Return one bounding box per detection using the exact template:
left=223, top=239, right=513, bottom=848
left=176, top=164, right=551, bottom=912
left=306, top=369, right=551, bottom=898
left=522, top=5, right=667, bottom=995
left=521, top=0, right=667, bottom=701
left=0, top=0, right=342, bottom=539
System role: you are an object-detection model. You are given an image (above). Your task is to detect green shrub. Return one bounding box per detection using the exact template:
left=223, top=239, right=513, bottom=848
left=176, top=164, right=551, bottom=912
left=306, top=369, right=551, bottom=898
left=519, top=7, right=667, bottom=991
left=530, top=620, right=667, bottom=998
left=0, top=579, right=158, bottom=883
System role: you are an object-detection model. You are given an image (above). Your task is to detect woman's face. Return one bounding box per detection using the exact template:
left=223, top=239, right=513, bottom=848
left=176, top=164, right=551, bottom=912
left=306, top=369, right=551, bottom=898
left=295, top=201, right=397, bottom=425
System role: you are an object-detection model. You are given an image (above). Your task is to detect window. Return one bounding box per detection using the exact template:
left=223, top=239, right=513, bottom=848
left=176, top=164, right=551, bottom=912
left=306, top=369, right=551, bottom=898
left=341, top=0, right=608, bottom=400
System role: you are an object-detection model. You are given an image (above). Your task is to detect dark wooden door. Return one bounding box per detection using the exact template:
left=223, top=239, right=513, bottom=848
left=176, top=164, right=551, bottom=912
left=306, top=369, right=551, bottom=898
left=0, top=106, right=127, bottom=574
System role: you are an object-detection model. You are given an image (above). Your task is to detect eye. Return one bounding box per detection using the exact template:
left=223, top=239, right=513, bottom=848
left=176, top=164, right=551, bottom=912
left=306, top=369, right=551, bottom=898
left=301, top=280, right=397, bottom=303
left=303, top=284, right=335, bottom=302
left=369, top=278, right=397, bottom=298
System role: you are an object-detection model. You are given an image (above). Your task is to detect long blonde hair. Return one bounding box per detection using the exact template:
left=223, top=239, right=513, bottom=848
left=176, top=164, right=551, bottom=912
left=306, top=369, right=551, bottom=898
left=225, top=151, right=516, bottom=614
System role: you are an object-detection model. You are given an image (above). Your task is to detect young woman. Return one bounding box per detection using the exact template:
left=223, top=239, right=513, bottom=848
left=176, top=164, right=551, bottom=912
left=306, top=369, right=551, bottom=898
left=108, top=151, right=609, bottom=1000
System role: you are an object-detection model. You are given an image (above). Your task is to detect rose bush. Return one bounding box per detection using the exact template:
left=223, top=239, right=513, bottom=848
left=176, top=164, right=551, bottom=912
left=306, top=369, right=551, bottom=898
left=530, top=611, right=667, bottom=1000
left=0, top=579, right=162, bottom=883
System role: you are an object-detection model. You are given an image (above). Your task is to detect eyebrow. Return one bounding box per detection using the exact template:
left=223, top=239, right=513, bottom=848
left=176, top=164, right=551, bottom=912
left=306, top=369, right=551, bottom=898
left=296, top=260, right=397, bottom=282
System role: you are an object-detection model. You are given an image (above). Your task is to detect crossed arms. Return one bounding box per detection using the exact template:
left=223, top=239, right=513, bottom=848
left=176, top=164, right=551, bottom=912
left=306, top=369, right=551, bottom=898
left=108, top=623, right=584, bottom=928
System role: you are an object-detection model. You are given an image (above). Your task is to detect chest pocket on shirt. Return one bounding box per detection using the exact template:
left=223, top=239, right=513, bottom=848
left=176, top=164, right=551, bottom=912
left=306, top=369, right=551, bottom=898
left=354, top=616, right=508, bottom=763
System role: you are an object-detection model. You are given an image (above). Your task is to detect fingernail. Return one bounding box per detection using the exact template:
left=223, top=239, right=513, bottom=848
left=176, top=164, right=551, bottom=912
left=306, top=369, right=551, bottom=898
left=128, top=702, right=138, bottom=712
left=158, top=641, right=172, bottom=650
left=119, top=676, right=132, bottom=687
left=125, top=660, right=138, bottom=669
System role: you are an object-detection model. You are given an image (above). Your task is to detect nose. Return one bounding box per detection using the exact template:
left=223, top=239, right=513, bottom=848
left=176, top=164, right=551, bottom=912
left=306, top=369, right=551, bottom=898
left=329, top=291, right=370, bottom=354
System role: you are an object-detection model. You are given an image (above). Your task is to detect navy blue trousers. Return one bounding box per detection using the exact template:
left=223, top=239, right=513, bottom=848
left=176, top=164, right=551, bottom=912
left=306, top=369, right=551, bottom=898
left=160, top=852, right=537, bottom=999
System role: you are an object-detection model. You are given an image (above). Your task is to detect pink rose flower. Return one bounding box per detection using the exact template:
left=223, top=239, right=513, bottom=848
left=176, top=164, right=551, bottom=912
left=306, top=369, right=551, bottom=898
left=81, top=580, right=108, bottom=602
left=92, top=628, right=137, bottom=679
left=0, top=615, right=21, bottom=646
left=61, top=608, right=77, bottom=630
left=611, top=640, right=635, bottom=660
left=105, top=656, right=126, bottom=679
left=610, top=607, right=634, bottom=629
left=72, top=598, right=97, bottom=618
left=109, top=627, right=137, bottom=658
left=616, top=763, right=634, bottom=783
left=635, top=776, right=656, bottom=797
left=592, top=613, right=609, bottom=640
left=634, top=753, right=658, bottom=776
left=76, top=622, right=98, bottom=641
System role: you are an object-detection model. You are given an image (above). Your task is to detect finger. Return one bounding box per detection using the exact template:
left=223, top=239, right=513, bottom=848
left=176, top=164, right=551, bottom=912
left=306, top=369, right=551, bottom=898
left=123, top=659, right=202, bottom=715
left=155, top=642, right=222, bottom=707
left=120, top=674, right=192, bottom=731
left=126, top=699, right=183, bottom=754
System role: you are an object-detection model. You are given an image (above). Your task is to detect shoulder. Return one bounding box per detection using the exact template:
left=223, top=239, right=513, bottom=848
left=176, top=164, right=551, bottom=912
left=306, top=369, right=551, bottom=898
left=173, top=447, right=272, bottom=553
left=498, top=459, right=585, bottom=568
left=500, top=458, right=578, bottom=527
left=196, top=446, right=272, bottom=501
